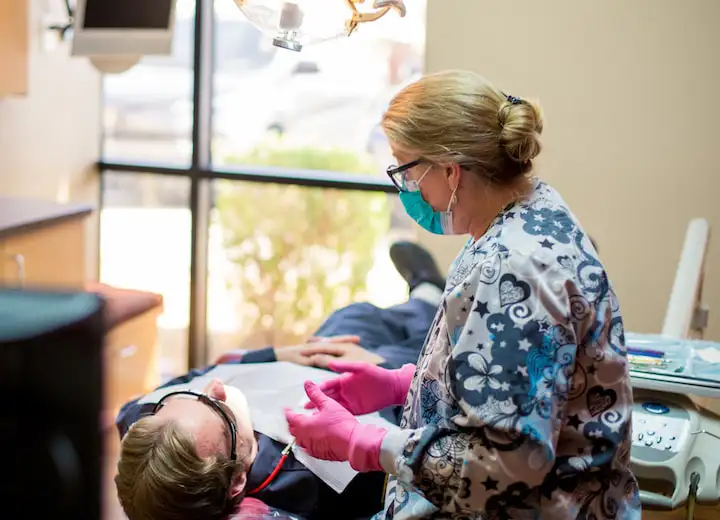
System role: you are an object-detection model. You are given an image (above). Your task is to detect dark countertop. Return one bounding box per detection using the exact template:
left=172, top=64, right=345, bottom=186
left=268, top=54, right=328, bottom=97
left=0, top=198, right=94, bottom=239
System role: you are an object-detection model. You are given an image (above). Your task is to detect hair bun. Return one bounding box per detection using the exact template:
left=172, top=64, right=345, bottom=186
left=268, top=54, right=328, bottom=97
left=498, top=99, right=544, bottom=166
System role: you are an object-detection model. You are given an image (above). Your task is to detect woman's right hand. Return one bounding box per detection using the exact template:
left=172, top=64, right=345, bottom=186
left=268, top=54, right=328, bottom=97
left=305, top=361, right=416, bottom=415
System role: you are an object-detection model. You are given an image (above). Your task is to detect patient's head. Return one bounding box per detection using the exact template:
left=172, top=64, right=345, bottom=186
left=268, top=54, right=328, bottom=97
left=116, top=380, right=258, bottom=520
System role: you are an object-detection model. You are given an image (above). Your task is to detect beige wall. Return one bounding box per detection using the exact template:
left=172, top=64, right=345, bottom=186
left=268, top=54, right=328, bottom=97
left=0, top=0, right=101, bottom=277
left=421, top=0, right=719, bottom=340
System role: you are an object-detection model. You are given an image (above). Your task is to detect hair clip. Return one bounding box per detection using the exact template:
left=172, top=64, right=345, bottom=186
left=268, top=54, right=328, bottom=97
left=506, top=94, right=522, bottom=105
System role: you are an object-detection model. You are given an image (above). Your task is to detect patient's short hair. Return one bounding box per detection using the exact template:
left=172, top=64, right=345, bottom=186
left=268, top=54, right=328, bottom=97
left=116, top=416, right=243, bottom=520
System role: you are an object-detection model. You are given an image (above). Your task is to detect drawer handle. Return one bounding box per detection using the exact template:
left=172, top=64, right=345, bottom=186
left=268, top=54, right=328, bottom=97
left=9, top=254, right=25, bottom=287
left=119, top=345, right=138, bottom=358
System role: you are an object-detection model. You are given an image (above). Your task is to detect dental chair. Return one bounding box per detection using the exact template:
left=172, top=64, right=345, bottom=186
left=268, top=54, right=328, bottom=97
left=661, top=218, right=711, bottom=340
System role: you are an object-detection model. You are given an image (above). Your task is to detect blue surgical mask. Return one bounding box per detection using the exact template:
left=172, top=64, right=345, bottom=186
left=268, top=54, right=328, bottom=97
left=399, top=166, right=458, bottom=235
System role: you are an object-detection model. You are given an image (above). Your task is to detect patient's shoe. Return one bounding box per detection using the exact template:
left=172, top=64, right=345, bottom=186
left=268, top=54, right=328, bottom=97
left=390, top=241, right=445, bottom=292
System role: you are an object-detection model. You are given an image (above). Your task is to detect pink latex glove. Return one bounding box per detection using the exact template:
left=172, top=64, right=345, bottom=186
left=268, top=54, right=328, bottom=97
left=285, top=381, right=388, bottom=472
left=304, top=361, right=415, bottom=415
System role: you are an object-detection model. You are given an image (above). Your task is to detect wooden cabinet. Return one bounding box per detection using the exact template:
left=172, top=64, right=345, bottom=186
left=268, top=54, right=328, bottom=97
left=0, top=0, right=29, bottom=96
left=95, top=285, right=163, bottom=422
left=1, top=217, right=87, bottom=287
left=0, top=199, right=91, bottom=288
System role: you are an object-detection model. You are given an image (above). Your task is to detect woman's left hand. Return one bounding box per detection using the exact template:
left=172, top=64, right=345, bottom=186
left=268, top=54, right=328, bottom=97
left=284, top=381, right=388, bottom=472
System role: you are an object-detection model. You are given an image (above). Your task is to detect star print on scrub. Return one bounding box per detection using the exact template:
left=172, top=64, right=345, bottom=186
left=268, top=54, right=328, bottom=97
left=374, top=178, right=641, bottom=520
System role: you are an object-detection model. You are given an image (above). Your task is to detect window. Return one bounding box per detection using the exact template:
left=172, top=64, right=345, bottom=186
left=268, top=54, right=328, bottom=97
left=211, top=0, right=426, bottom=176
left=207, top=180, right=416, bottom=361
left=99, top=0, right=427, bottom=368
left=100, top=172, right=191, bottom=379
left=100, top=0, right=196, bottom=166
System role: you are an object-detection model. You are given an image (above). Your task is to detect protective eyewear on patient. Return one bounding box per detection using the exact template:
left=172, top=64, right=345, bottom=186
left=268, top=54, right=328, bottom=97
left=152, top=390, right=237, bottom=461
left=386, top=159, right=422, bottom=192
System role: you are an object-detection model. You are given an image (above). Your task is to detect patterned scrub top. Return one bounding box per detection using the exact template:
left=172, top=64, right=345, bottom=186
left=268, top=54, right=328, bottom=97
left=376, top=179, right=641, bottom=520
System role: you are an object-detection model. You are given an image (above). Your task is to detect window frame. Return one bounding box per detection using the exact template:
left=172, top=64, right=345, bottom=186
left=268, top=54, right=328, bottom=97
left=97, top=0, right=398, bottom=369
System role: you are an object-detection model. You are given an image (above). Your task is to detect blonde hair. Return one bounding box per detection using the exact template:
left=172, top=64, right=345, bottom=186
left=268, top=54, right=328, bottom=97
left=115, top=416, right=243, bottom=520
left=382, top=70, right=544, bottom=184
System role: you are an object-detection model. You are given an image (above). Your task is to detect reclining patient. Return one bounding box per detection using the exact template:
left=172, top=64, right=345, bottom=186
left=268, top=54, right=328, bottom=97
left=114, top=242, right=444, bottom=520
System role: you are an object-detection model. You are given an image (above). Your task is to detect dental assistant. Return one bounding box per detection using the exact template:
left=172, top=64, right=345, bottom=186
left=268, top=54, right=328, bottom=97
left=285, top=70, right=640, bottom=520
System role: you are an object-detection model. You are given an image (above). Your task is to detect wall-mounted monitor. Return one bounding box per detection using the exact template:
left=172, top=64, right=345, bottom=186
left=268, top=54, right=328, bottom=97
left=71, top=0, right=176, bottom=56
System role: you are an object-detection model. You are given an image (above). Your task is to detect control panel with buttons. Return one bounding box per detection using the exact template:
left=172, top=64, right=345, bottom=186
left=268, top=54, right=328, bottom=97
left=633, top=415, right=684, bottom=453
left=630, top=381, right=720, bottom=509
left=632, top=401, right=689, bottom=456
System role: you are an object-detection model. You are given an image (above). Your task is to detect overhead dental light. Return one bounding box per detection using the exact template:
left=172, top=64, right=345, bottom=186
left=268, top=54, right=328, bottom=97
left=232, top=0, right=407, bottom=52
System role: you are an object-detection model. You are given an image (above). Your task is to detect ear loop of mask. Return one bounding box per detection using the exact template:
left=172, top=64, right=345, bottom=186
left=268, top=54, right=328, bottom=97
left=442, top=177, right=460, bottom=234
left=416, top=164, right=460, bottom=208
left=408, top=164, right=459, bottom=213
left=405, top=165, right=432, bottom=192
left=447, top=180, right=459, bottom=212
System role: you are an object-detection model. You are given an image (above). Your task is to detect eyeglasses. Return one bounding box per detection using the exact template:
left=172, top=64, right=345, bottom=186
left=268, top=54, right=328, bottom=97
left=386, top=159, right=421, bottom=192
left=152, top=390, right=237, bottom=461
